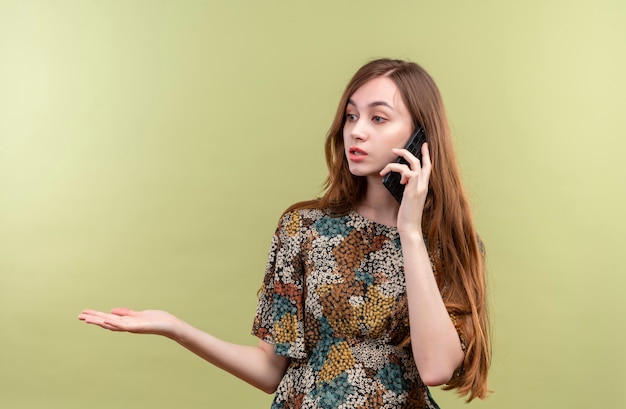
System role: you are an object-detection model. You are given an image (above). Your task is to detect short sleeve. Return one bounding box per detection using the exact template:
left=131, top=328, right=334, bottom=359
left=251, top=210, right=307, bottom=359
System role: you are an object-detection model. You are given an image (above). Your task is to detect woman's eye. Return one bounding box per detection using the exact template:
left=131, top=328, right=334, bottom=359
left=372, top=116, right=386, bottom=123
left=346, top=113, right=357, bottom=121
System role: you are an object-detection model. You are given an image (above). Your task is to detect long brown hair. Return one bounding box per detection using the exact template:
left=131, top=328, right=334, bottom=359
left=287, top=58, right=490, bottom=401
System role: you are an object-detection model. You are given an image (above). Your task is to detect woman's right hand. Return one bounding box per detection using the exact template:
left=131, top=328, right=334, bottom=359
left=78, top=308, right=181, bottom=339
left=79, top=307, right=290, bottom=393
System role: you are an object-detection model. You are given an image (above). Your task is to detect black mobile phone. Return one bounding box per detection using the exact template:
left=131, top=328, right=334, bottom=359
left=382, top=125, right=427, bottom=203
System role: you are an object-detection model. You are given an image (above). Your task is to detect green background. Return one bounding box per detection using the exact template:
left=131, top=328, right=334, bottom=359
left=1, top=1, right=625, bottom=408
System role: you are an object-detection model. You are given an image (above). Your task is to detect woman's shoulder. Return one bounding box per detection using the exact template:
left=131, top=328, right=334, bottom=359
left=279, top=206, right=327, bottom=224
left=279, top=199, right=325, bottom=220
left=270, top=206, right=327, bottom=243
left=276, top=201, right=355, bottom=233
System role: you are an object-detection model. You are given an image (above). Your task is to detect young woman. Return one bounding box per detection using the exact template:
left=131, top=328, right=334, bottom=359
left=79, top=58, right=490, bottom=408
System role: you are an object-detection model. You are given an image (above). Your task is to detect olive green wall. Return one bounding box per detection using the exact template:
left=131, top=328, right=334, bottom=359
left=1, top=1, right=624, bottom=408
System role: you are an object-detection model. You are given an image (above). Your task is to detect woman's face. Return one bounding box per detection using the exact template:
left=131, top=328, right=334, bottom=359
left=343, top=76, right=414, bottom=179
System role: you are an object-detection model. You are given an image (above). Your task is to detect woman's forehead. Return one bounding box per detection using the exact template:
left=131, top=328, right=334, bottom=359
left=348, top=76, right=407, bottom=112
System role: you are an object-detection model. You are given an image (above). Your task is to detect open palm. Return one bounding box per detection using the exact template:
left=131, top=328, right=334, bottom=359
left=78, top=308, right=180, bottom=338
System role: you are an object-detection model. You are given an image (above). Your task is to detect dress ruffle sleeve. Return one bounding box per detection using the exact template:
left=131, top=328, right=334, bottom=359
left=252, top=210, right=307, bottom=360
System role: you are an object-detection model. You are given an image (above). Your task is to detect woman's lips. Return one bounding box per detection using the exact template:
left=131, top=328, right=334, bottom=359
left=348, top=146, right=367, bottom=162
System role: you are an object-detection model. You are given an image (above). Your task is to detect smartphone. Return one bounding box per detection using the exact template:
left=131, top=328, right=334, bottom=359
left=382, top=125, right=427, bottom=203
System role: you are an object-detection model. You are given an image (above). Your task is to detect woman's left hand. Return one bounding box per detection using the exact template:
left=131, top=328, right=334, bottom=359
left=379, top=142, right=431, bottom=235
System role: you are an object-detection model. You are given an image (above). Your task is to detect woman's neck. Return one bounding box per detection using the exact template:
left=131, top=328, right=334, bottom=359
left=355, top=177, right=400, bottom=227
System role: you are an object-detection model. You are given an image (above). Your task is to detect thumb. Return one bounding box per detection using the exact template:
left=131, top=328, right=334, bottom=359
left=110, top=307, right=138, bottom=316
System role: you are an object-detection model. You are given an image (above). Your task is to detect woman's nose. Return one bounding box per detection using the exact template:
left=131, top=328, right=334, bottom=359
left=350, top=120, right=368, bottom=141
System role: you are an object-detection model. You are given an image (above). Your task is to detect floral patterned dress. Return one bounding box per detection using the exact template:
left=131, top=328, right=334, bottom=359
left=252, top=208, right=444, bottom=409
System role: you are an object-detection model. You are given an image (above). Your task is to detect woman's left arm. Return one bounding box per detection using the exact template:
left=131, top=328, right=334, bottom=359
left=399, top=232, right=464, bottom=386
left=381, top=143, right=464, bottom=386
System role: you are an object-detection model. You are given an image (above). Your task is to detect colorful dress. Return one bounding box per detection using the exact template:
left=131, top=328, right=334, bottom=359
left=252, top=208, right=446, bottom=409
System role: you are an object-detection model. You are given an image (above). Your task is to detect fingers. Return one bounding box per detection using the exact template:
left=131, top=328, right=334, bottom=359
left=420, top=143, right=432, bottom=174
left=77, top=308, right=136, bottom=321
left=78, top=309, right=110, bottom=320
left=394, top=143, right=431, bottom=171
left=93, top=320, right=123, bottom=331
left=380, top=162, right=415, bottom=184
left=380, top=143, right=431, bottom=183
left=78, top=311, right=115, bottom=330
left=78, top=308, right=134, bottom=331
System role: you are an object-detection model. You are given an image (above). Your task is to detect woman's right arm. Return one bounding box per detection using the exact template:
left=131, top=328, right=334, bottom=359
left=78, top=308, right=290, bottom=394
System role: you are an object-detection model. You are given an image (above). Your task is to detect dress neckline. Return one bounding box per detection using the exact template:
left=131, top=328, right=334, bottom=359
left=348, top=209, right=399, bottom=231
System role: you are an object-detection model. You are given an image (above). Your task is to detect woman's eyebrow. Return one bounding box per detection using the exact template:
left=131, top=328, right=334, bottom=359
left=347, top=99, right=395, bottom=110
